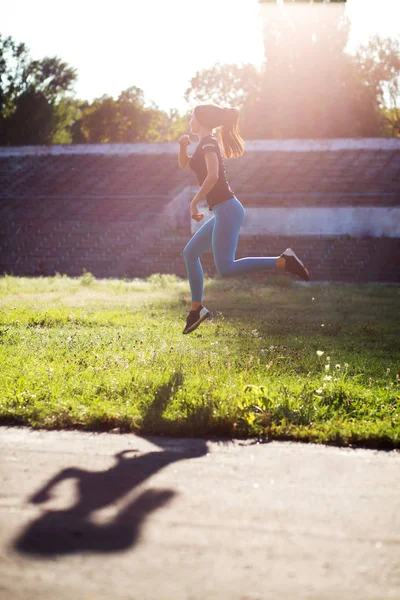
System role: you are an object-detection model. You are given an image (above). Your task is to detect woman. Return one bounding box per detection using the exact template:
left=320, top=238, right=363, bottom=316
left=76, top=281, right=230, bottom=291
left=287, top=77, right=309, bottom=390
left=178, top=103, right=309, bottom=335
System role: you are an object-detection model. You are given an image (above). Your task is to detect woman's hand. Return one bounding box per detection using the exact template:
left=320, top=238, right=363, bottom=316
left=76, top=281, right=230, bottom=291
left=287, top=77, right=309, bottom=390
left=190, top=199, right=204, bottom=222
left=178, top=134, right=191, bottom=147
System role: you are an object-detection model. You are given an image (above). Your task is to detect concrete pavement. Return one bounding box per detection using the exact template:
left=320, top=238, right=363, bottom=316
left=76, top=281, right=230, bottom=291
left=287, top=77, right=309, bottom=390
left=0, top=427, right=399, bottom=600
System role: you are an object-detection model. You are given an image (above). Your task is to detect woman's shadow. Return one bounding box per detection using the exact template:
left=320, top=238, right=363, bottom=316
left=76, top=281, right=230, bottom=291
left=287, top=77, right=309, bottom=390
left=14, top=438, right=207, bottom=556
left=14, top=373, right=208, bottom=556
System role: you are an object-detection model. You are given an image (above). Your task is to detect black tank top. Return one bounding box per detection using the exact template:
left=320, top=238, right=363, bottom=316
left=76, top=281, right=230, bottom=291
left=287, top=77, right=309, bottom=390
left=189, top=134, right=235, bottom=211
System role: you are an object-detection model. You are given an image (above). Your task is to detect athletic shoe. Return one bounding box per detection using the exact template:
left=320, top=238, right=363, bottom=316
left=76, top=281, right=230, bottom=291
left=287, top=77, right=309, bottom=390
left=182, top=305, right=211, bottom=334
left=280, top=248, right=310, bottom=281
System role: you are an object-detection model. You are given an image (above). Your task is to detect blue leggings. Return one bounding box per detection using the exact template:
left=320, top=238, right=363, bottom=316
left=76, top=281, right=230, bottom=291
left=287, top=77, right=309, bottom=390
left=183, top=196, right=277, bottom=302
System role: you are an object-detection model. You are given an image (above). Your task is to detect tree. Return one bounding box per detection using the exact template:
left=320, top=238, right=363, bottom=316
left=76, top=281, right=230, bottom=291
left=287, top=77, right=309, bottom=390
left=1, top=90, right=53, bottom=145
left=52, top=98, right=83, bottom=144
left=0, top=34, right=77, bottom=144
left=0, top=34, right=31, bottom=119
left=184, top=62, right=262, bottom=109
left=72, top=87, right=190, bottom=144
left=146, top=108, right=191, bottom=142
left=25, top=56, right=76, bottom=103
left=250, top=1, right=373, bottom=138
left=73, top=87, right=152, bottom=143
left=353, top=34, right=400, bottom=137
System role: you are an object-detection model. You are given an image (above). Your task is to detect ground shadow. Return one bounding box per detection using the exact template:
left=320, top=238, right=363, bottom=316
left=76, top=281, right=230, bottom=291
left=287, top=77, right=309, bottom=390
left=142, top=370, right=184, bottom=431
left=14, top=381, right=207, bottom=556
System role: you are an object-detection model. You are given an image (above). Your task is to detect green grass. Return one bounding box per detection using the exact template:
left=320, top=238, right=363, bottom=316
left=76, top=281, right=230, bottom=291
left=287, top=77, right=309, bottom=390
left=0, top=272, right=399, bottom=448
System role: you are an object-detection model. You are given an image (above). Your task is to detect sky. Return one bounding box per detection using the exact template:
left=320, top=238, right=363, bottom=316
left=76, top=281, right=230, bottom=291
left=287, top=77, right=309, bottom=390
left=3, top=0, right=400, bottom=114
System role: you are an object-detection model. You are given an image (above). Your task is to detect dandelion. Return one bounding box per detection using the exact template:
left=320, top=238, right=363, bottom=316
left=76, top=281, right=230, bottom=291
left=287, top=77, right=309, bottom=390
left=327, top=356, right=331, bottom=361
left=323, top=375, right=332, bottom=381
left=316, top=350, right=324, bottom=357
left=315, top=388, right=323, bottom=394
left=325, top=364, right=330, bottom=371
left=335, top=364, right=341, bottom=370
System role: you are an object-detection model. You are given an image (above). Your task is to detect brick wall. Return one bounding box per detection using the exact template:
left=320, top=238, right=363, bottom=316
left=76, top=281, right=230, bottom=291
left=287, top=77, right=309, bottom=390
left=1, top=139, right=399, bottom=282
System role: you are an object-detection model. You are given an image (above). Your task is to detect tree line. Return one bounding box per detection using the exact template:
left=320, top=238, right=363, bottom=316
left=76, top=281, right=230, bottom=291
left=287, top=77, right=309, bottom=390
left=1, top=21, right=399, bottom=145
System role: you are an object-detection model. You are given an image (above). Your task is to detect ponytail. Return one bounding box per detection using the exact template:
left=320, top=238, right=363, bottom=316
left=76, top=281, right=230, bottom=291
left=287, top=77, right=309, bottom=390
left=220, top=107, right=244, bottom=159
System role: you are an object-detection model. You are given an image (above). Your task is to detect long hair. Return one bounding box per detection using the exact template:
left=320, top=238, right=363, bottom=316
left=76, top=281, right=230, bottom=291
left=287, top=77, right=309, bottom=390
left=194, top=103, right=244, bottom=159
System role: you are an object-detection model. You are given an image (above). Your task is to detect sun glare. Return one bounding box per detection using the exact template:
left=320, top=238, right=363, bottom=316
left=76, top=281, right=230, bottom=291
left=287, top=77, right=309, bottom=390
left=2, top=0, right=400, bottom=113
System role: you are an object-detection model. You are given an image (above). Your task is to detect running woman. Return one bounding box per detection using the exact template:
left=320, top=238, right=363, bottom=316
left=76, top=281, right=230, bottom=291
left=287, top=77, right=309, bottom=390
left=178, top=103, right=309, bottom=335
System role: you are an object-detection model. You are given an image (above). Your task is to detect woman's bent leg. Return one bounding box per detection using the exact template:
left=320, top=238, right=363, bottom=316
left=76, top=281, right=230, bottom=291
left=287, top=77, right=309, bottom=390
left=212, top=198, right=277, bottom=277
left=183, top=217, right=214, bottom=302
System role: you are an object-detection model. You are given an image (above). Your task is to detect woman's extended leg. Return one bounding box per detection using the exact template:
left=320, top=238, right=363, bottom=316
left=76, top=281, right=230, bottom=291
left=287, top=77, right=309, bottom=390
left=212, top=197, right=278, bottom=276
left=212, top=197, right=309, bottom=280
left=183, top=216, right=215, bottom=303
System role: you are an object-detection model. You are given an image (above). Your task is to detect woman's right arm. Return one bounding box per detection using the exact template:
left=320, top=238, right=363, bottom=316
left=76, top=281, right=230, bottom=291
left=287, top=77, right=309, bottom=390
left=178, top=135, right=191, bottom=169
